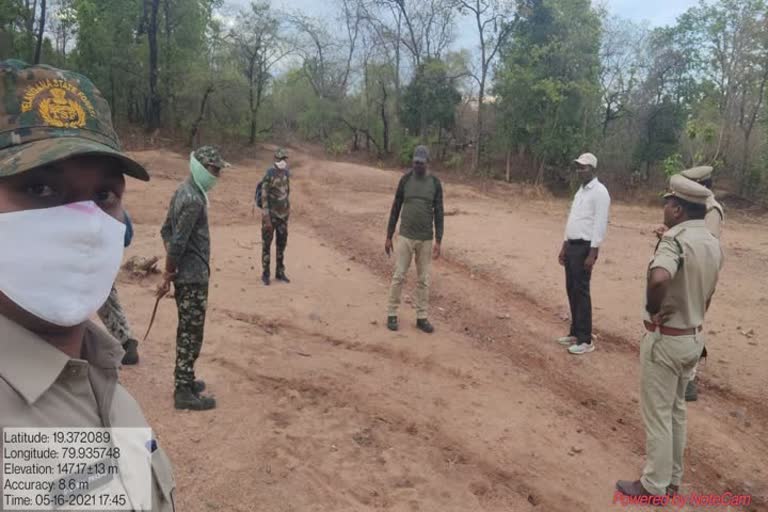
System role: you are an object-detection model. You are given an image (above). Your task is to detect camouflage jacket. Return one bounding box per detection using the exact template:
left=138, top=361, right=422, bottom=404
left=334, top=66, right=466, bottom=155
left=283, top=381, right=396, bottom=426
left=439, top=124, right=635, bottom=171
left=262, top=166, right=290, bottom=220
left=160, top=178, right=210, bottom=284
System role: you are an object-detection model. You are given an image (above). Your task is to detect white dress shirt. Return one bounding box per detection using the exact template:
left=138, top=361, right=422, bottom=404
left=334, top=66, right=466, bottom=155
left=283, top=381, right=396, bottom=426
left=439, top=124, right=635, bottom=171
left=564, top=177, right=611, bottom=248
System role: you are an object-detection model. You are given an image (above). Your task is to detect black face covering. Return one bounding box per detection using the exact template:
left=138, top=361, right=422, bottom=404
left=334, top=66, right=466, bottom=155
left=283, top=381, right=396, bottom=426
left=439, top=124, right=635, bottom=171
left=414, top=162, right=427, bottom=176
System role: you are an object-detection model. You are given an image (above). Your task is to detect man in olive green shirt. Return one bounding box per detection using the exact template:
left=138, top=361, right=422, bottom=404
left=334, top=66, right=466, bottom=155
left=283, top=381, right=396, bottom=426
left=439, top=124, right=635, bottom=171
left=617, top=175, right=722, bottom=499
left=385, top=145, right=445, bottom=333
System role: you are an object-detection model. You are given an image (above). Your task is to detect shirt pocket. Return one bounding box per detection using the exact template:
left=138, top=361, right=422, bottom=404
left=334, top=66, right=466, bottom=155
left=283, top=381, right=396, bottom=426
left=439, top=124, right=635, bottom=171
left=151, top=447, right=176, bottom=512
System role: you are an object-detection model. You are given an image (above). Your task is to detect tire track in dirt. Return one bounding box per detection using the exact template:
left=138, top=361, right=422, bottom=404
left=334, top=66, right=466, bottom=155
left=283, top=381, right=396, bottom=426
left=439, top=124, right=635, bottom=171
left=211, top=352, right=570, bottom=511
left=217, top=308, right=478, bottom=384
left=295, top=174, right=767, bottom=510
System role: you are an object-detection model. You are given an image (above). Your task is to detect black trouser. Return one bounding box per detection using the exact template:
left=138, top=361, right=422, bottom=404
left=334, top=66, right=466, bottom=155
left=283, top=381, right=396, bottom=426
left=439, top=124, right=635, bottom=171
left=565, top=240, right=593, bottom=344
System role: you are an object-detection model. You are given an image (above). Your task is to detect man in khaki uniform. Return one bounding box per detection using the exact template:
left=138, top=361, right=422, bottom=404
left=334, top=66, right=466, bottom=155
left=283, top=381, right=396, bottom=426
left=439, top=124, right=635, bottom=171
left=654, top=166, right=724, bottom=401
left=680, top=166, right=723, bottom=401
left=0, top=60, right=175, bottom=510
left=617, top=175, right=722, bottom=498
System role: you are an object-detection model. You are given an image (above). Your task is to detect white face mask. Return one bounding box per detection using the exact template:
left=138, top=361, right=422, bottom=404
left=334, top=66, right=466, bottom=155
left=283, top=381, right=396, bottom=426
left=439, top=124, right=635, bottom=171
left=275, top=160, right=287, bottom=170
left=0, top=201, right=125, bottom=327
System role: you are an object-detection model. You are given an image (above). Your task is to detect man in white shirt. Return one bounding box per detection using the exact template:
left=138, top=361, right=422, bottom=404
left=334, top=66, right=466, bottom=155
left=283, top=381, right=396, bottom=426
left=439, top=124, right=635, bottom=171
left=557, top=153, right=611, bottom=355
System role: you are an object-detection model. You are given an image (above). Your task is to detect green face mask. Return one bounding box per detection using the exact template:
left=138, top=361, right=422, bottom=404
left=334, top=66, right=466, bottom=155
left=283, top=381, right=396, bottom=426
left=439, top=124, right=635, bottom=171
left=190, top=152, right=218, bottom=196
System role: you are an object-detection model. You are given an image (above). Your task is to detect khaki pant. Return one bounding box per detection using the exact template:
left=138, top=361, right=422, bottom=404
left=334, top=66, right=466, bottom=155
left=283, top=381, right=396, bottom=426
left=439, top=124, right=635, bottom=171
left=387, top=236, right=433, bottom=320
left=640, top=331, right=704, bottom=495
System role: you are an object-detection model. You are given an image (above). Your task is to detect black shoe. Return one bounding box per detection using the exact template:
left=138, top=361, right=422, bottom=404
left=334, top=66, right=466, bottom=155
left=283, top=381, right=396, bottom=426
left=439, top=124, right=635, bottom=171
left=174, top=388, right=216, bottom=411
left=387, top=316, right=399, bottom=331
left=262, top=273, right=271, bottom=286
left=416, top=319, right=434, bottom=334
left=121, top=339, right=139, bottom=365
left=685, top=379, right=698, bottom=402
left=275, top=272, right=290, bottom=283
left=193, top=380, right=206, bottom=395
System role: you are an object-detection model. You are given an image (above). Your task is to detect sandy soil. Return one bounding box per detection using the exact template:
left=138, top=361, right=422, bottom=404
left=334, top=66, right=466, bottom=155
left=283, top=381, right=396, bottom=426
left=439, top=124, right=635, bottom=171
left=113, top=148, right=767, bottom=512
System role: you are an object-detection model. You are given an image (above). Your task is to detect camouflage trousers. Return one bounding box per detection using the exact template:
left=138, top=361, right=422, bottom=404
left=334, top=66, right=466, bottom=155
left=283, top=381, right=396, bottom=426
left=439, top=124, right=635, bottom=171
left=262, top=216, right=288, bottom=275
left=174, top=282, right=209, bottom=391
left=97, top=285, right=135, bottom=345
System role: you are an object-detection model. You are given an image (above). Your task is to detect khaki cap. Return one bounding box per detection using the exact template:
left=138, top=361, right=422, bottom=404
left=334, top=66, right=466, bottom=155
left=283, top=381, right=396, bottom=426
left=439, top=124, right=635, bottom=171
left=664, top=175, right=713, bottom=205
left=680, top=166, right=713, bottom=182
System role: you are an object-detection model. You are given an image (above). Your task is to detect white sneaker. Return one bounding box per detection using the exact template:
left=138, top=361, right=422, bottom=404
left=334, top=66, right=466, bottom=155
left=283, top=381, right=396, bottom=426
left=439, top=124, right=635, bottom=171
left=568, top=342, right=595, bottom=355
left=557, top=336, right=578, bottom=346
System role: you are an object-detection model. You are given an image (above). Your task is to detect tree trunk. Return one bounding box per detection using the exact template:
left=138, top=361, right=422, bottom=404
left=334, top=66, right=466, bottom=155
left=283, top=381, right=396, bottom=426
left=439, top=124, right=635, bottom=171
left=506, top=149, right=511, bottom=183
left=381, top=81, right=389, bottom=154
left=163, top=0, right=175, bottom=129
left=248, top=57, right=256, bottom=145
left=740, top=132, right=751, bottom=195
left=26, top=0, right=37, bottom=35
left=473, top=79, right=485, bottom=174
left=534, top=157, right=545, bottom=186
left=394, top=11, right=402, bottom=145
left=109, top=66, right=116, bottom=119
left=249, top=116, right=256, bottom=145
left=188, top=84, right=214, bottom=147
left=146, top=0, right=161, bottom=131
left=33, top=0, right=46, bottom=64
left=602, top=96, right=614, bottom=139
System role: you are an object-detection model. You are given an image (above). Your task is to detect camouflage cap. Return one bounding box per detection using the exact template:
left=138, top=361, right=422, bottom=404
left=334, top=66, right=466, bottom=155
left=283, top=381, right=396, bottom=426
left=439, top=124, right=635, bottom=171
left=413, top=145, right=429, bottom=163
left=274, top=148, right=288, bottom=160
left=193, top=145, right=229, bottom=169
left=0, top=60, right=149, bottom=181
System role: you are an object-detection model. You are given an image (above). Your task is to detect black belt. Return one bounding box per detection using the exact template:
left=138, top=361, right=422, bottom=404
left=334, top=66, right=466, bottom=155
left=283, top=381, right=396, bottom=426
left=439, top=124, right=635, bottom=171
left=567, top=239, right=591, bottom=245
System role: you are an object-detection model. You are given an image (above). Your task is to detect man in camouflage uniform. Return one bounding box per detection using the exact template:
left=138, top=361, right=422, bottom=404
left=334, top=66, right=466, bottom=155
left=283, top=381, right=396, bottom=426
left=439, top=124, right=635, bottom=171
left=160, top=145, right=228, bottom=411
left=98, top=209, right=140, bottom=365
left=260, top=148, right=291, bottom=286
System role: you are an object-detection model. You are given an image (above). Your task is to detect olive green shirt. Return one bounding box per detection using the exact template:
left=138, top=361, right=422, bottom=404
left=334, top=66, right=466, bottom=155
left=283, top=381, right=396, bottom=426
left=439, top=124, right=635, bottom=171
left=644, top=220, right=722, bottom=329
left=0, top=314, right=176, bottom=511
left=387, top=171, right=445, bottom=242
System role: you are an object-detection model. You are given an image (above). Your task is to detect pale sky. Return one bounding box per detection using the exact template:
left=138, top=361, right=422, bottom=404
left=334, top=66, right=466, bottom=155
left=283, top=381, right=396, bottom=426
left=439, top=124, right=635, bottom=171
left=228, top=0, right=702, bottom=39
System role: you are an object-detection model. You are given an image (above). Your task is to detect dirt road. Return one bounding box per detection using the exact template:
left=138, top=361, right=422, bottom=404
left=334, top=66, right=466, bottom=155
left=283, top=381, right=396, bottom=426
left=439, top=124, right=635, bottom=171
left=115, top=148, right=766, bottom=511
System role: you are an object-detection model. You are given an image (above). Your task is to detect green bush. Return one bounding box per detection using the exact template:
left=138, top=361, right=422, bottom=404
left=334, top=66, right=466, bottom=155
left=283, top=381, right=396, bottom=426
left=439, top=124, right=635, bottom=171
left=324, top=132, right=349, bottom=157
left=399, top=137, right=421, bottom=166
left=662, top=153, right=685, bottom=178
left=445, top=152, right=464, bottom=170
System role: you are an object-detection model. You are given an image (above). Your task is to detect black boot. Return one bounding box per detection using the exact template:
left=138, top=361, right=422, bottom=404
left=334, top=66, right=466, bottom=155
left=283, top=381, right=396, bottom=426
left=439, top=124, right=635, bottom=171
left=193, top=380, right=206, bottom=395
left=416, top=319, right=435, bottom=334
left=121, top=339, right=139, bottom=365
left=262, top=273, right=271, bottom=286
left=275, top=271, right=290, bottom=283
left=174, top=387, right=216, bottom=411
left=685, top=379, right=698, bottom=402
left=387, top=316, right=399, bottom=331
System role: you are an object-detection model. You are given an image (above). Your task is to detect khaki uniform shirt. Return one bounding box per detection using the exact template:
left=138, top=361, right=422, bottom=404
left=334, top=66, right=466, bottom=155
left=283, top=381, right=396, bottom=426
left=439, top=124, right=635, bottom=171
left=705, top=195, right=724, bottom=239
left=0, top=314, right=176, bottom=511
left=643, top=220, right=722, bottom=329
